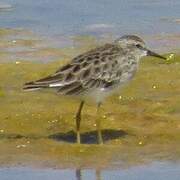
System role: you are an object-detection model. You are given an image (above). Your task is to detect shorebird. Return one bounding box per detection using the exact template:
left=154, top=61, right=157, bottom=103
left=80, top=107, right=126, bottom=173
left=23, top=35, right=166, bottom=144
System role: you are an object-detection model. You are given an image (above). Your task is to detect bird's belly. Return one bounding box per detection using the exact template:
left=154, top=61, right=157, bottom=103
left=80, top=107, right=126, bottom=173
left=84, top=68, right=137, bottom=103
left=84, top=83, right=122, bottom=103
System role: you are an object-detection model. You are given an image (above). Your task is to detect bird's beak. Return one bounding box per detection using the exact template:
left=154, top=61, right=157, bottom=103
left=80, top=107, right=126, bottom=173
left=146, top=49, right=166, bottom=60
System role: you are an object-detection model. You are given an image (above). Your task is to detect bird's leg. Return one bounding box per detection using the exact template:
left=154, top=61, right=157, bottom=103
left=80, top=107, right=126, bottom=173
left=96, top=102, right=103, bottom=144
left=75, top=101, right=84, bottom=144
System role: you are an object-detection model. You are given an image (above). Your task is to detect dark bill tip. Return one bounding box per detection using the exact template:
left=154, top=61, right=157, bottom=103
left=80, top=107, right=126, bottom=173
left=147, top=49, right=166, bottom=60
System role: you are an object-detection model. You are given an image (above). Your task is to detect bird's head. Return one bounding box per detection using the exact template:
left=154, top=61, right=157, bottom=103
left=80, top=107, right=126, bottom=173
left=115, top=35, right=166, bottom=60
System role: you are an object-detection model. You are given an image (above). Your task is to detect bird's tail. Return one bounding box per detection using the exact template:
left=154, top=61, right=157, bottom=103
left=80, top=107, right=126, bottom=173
left=23, top=74, right=63, bottom=91
left=23, top=81, right=49, bottom=91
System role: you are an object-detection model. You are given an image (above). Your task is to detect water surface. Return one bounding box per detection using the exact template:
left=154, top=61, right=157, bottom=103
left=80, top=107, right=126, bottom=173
left=1, top=0, right=180, bottom=36
left=1, top=162, right=180, bottom=180
left=0, top=0, right=180, bottom=52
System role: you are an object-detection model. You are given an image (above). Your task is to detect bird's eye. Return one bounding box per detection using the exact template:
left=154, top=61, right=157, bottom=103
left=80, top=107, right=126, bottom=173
left=135, top=44, right=142, bottom=48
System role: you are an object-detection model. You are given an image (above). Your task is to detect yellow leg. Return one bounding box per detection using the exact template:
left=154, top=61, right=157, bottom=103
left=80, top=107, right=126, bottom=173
left=96, top=102, right=103, bottom=144
left=75, top=101, right=84, bottom=144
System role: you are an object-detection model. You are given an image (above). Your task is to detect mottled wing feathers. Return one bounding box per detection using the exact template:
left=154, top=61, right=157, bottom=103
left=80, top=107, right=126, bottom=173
left=56, top=44, right=123, bottom=94
left=23, top=43, right=124, bottom=95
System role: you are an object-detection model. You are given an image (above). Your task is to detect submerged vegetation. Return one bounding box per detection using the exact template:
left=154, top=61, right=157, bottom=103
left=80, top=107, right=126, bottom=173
left=0, top=28, right=180, bottom=168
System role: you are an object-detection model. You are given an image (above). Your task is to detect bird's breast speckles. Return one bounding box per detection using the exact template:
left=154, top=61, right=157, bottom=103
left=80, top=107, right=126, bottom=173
left=119, top=61, right=138, bottom=83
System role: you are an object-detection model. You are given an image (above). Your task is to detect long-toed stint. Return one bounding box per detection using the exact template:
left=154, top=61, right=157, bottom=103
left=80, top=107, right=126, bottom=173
left=23, top=35, right=166, bottom=144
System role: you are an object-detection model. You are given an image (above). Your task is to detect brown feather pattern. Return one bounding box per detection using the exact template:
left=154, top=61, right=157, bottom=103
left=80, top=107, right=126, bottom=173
left=23, top=42, right=138, bottom=96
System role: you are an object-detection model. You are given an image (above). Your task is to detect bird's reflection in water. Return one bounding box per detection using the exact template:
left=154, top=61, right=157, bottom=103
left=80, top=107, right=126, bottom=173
left=96, top=170, right=101, bottom=180
left=76, top=169, right=102, bottom=180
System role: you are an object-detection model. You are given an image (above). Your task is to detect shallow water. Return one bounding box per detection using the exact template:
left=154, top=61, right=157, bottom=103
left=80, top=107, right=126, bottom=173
left=0, top=0, right=180, bottom=52
left=1, top=0, right=180, bottom=36
left=1, top=162, right=180, bottom=180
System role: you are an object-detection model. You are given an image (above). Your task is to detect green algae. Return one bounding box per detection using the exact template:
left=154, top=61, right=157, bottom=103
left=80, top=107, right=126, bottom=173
left=0, top=32, right=180, bottom=169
